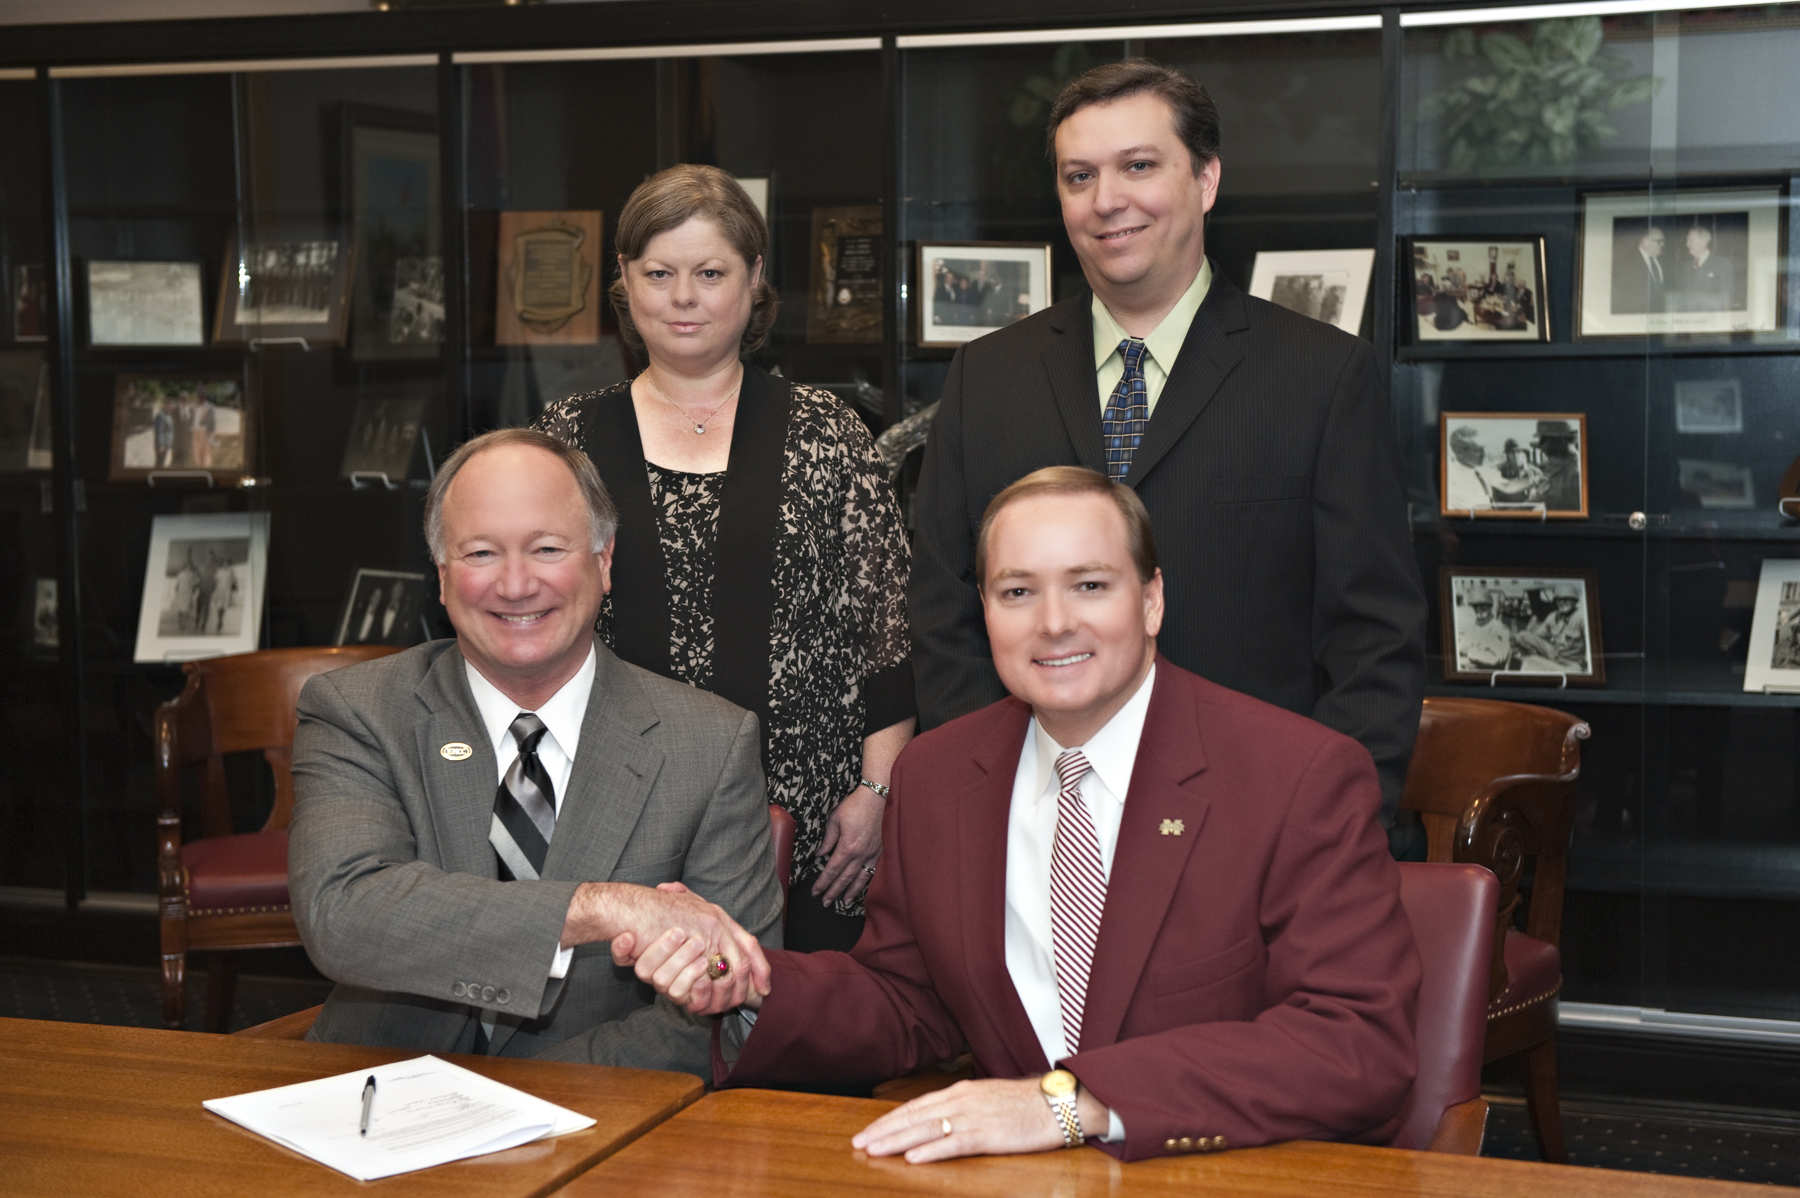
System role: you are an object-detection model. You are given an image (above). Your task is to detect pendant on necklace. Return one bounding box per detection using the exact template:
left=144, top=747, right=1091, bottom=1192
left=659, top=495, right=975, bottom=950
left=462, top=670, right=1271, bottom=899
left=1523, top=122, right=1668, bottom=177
left=694, top=423, right=707, bottom=435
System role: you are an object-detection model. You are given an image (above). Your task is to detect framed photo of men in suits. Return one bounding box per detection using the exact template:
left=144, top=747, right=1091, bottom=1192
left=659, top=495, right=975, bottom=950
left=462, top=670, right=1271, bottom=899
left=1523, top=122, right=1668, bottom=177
left=915, top=242, right=1053, bottom=347
left=1578, top=186, right=1784, bottom=338
left=1247, top=248, right=1375, bottom=336
left=334, top=567, right=429, bottom=647
left=1406, top=237, right=1548, bottom=343
left=213, top=231, right=353, bottom=348
left=1439, top=412, right=1588, bottom=519
left=1441, top=567, right=1604, bottom=686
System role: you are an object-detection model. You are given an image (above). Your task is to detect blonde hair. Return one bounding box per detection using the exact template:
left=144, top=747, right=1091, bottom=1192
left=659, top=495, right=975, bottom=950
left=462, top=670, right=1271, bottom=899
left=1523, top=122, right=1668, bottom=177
left=610, top=164, right=779, bottom=356
left=974, top=466, right=1159, bottom=587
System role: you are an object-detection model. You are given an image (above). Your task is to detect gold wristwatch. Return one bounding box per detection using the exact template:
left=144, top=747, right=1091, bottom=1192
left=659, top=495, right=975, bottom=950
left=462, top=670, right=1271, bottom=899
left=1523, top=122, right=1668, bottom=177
left=1040, top=1069, right=1085, bottom=1148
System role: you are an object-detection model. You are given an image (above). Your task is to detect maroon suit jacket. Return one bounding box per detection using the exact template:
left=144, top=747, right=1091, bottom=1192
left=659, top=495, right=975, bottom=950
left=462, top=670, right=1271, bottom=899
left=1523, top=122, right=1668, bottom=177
left=723, top=658, right=1420, bottom=1160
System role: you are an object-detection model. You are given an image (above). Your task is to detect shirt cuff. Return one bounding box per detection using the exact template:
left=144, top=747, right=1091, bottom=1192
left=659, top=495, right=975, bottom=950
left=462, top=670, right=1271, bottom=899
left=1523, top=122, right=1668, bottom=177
left=1100, top=1107, right=1126, bottom=1143
left=549, top=942, right=574, bottom=980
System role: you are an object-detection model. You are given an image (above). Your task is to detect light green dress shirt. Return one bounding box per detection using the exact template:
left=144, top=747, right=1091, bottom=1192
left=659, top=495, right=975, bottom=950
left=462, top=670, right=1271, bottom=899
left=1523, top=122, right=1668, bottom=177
left=1092, top=260, right=1213, bottom=416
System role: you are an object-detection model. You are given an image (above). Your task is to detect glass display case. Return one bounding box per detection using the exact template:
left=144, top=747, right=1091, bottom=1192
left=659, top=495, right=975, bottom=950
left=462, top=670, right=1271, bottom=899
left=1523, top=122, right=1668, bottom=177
left=2, top=0, right=1799, bottom=1061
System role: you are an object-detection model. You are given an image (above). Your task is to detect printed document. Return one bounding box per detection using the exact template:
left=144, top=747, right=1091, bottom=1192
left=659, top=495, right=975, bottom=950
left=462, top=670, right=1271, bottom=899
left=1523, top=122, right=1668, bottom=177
left=204, top=1055, right=595, bottom=1181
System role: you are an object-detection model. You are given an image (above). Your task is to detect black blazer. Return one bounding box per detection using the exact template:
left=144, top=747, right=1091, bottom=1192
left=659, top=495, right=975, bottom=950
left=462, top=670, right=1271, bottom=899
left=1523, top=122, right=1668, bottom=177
left=908, top=267, right=1427, bottom=819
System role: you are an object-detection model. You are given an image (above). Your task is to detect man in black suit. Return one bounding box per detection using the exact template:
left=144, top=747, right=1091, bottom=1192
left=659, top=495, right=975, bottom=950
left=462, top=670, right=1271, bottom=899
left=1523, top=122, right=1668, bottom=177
left=1610, top=224, right=1667, bottom=315
left=909, top=59, right=1427, bottom=837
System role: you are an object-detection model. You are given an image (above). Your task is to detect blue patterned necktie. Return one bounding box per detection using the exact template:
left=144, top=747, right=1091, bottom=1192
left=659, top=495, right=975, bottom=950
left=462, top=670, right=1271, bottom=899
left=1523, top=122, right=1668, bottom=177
left=1102, top=338, right=1150, bottom=483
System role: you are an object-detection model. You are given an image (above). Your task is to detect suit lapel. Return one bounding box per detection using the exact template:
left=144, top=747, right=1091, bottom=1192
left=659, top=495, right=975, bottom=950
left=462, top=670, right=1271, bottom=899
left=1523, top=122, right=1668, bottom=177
left=540, top=643, right=663, bottom=883
left=957, top=700, right=1052, bottom=1076
left=1079, top=664, right=1211, bottom=1051
left=1043, top=296, right=1107, bottom=475
left=413, top=645, right=501, bottom=878
left=1127, top=264, right=1247, bottom=486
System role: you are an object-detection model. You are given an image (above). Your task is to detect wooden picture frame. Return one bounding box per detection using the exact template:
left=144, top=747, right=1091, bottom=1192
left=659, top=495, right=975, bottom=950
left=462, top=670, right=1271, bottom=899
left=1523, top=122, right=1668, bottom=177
left=108, top=371, right=255, bottom=484
left=915, top=241, right=1053, bottom=348
left=1440, top=567, right=1605, bottom=686
left=342, top=105, right=441, bottom=363
left=1406, top=236, right=1550, bottom=343
left=1439, top=411, right=1589, bottom=519
left=213, top=230, right=352, bottom=347
left=494, top=210, right=603, bottom=346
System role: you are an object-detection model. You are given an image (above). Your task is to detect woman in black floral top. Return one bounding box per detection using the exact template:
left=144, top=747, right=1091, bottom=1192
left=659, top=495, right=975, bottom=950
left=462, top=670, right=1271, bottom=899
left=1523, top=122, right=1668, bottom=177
left=536, top=165, right=914, bottom=952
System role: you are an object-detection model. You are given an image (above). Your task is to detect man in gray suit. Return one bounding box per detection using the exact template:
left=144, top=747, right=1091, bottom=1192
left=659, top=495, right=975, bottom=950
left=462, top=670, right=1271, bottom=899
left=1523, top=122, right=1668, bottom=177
left=289, top=428, right=782, bottom=1072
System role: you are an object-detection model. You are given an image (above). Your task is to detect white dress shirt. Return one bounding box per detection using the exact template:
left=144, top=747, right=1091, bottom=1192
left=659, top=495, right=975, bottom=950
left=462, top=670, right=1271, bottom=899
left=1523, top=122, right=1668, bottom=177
left=1004, top=664, right=1156, bottom=1143
left=464, top=644, right=596, bottom=988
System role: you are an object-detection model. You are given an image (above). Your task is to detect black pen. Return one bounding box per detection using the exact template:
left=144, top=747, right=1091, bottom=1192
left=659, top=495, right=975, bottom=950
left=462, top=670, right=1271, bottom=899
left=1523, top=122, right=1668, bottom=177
left=359, top=1075, right=377, bottom=1136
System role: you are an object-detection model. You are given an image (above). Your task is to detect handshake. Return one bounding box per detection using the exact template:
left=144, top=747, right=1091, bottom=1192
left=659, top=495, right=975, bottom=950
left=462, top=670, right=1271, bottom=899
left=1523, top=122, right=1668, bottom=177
left=563, top=879, right=773, bottom=1017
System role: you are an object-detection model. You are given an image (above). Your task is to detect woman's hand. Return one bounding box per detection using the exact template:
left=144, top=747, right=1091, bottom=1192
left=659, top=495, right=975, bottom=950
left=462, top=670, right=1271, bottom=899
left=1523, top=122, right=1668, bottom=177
left=811, top=786, right=884, bottom=906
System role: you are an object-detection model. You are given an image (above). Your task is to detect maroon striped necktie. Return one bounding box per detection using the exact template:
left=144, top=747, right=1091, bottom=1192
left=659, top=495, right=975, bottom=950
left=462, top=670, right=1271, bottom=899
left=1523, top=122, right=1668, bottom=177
left=1050, top=749, right=1107, bottom=1054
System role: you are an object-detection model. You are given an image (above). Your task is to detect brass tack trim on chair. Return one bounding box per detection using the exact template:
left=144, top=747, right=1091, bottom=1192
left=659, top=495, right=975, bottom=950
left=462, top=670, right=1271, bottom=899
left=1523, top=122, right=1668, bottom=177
left=1487, top=982, right=1560, bottom=1022
left=185, top=904, right=294, bottom=917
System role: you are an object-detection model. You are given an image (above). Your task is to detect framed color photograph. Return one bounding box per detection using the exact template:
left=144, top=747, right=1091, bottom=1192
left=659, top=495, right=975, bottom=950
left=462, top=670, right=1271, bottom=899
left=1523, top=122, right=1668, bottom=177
left=133, top=511, right=269, bottom=663
left=1674, top=378, right=1744, bottom=434
left=495, top=211, right=602, bottom=346
left=1408, top=238, right=1548, bottom=342
left=86, top=260, right=205, bottom=347
left=109, top=373, right=253, bottom=483
left=339, top=397, right=426, bottom=483
left=1440, top=412, right=1588, bottom=519
left=214, top=232, right=351, bottom=347
left=807, top=205, right=882, bottom=344
left=344, top=106, right=441, bottom=362
left=1746, top=560, right=1800, bottom=692
left=334, top=567, right=430, bottom=647
left=1248, top=248, right=1375, bottom=336
left=916, top=242, right=1053, bottom=347
left=1578, top=186, right=1784, bottom=338
left=1441, top=567, right=1604, bottom=685
left=0, top=349, right=50, bottom=472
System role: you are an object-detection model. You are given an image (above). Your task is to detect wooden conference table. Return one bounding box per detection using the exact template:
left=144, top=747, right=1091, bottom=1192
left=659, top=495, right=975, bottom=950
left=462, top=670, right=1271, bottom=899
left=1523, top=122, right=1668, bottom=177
left=4, top=1016, right=1789, bottom=1198
left=0, top=1017, right=701, bottom=1197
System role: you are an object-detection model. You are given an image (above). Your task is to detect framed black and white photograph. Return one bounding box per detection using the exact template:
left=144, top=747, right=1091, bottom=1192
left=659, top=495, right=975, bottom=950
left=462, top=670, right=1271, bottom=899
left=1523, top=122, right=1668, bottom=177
left=1746, top=560, right=1800, bottom=692
left=109, top=372, right=253, bottom=483
left=334, top=567, right=430, bottom=647
left=31, top=577, right=57, bottom=655
left=1679, top=458, right=1755, bottom=509
left=1578, top=186, right=1784, bottom=338
left=1674, top=378, right=1744, bottom=434
left=214, top=232, right=352, bottom=347
left=343, top=106, right=441, bottom=363
left=916, top=241, right=1052, bottom=348
left=1407, top=237, right=1549, bottom=342
left=133, top=511, right=269, bottom=663
left=388, top=256, right=444, bottom=346
left=12, top=263, right=46, bottom=342
left=1441, top=567, right=1604, bottom=685
left=1247, top=248, right=1374, bottom=336
left=1440, top=412, right=1588, bottom=519
left=339, top=397, right=426, bottom=484
left=0, top=349, right=51, bottom=472
left=86, top=260, right=205, bottom=347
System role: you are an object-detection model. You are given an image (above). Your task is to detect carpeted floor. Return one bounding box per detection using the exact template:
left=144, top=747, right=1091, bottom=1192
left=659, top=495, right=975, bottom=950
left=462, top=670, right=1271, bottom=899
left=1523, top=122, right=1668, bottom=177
left=6, top=953, right=1800, bottom=1185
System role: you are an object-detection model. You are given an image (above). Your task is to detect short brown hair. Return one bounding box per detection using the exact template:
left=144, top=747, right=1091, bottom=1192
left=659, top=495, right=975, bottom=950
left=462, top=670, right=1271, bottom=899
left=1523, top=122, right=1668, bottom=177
left=975, top=466, right=1159, bottom=587
left=1046, top=58, right=1220, bottom=174
left=425, top=428, right=617, bottom=564
left=610, top=164, right=779, bottom=356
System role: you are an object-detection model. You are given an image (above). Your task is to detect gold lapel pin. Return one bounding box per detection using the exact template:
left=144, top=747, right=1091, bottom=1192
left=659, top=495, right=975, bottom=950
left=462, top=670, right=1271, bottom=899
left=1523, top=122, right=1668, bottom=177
left=1159, top=818, right=1185, bottom=836
left=440, top=742, right=473, bottom=761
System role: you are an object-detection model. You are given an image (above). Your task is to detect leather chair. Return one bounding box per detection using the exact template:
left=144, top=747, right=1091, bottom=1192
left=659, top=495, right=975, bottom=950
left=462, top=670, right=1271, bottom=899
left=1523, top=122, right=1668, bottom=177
left=1401, top=696, right=1591, bottom=1163
left=157, top=644, right=401, bottom=1032
left=238, top=803, right=800, bottom=1041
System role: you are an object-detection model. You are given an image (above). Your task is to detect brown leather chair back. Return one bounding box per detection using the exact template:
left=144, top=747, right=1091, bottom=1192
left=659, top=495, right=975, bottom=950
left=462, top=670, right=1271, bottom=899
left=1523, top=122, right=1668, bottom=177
left=1390, top=862, right=1499, bottom=1152
left=769, top=804, right=797, bottom=908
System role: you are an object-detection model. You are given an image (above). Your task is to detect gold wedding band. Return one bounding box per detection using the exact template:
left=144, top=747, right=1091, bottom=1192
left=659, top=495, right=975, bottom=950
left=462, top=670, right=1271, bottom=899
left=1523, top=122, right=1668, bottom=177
left=707, top=953, right=730, bottom=979
left=940, top=1117, right=953, bottom=1139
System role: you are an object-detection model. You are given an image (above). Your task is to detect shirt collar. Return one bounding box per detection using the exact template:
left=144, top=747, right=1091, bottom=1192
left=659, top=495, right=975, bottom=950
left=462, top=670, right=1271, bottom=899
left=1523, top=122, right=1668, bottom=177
left=1091, top=259, right=1213, bottom=373
left=1029, top=663, right=1158, bottom=807
left=463, top=643, right=597, bottom=760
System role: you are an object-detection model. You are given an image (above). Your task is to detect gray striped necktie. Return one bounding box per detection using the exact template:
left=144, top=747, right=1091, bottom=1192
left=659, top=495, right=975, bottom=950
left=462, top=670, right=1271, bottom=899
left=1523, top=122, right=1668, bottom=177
left=491, top=712, right=555, bottom=881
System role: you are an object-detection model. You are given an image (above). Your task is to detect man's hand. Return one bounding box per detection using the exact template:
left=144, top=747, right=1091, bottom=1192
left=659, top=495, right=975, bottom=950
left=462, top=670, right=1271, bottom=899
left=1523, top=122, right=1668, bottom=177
left=812, top=786, right=884, bottom=906
left=851, top=1078, right=1075, bottom=1163
left=563, top=880, right=771, bottom=1015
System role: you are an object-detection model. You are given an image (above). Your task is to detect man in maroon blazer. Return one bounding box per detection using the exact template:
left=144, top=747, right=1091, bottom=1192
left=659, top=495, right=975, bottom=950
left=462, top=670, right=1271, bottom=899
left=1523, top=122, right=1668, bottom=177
left=622, top=466, right=1420, bottom=1163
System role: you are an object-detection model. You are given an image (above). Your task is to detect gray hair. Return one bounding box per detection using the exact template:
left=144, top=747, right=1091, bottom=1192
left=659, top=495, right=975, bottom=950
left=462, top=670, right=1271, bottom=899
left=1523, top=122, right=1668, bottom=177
left=424, top=427, right=617, bottom=564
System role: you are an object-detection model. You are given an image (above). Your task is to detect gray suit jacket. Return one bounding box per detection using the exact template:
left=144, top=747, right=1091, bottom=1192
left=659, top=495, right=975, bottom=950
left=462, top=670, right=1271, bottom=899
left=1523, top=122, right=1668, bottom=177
left=288, top=636, right=783, bottom=1074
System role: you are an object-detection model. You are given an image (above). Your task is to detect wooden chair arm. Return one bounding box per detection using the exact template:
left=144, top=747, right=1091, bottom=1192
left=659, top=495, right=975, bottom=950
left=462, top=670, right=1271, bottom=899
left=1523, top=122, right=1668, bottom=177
left=232, top=1003, right=322, bottom=1040
left=870, top=1054, right=973, bottom=1102
left=1425, top=1097, right=1488, bottom=1155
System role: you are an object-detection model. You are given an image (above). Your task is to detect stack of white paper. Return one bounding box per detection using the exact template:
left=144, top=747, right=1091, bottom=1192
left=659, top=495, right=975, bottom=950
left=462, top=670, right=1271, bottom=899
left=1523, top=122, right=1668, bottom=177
left=204, top=1055, right=595, bottom=1181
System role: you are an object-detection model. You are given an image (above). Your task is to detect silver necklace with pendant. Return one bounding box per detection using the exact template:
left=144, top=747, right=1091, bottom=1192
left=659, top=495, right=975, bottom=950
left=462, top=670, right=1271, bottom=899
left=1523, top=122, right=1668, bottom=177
left=643, top=375, right=737, bottom=435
